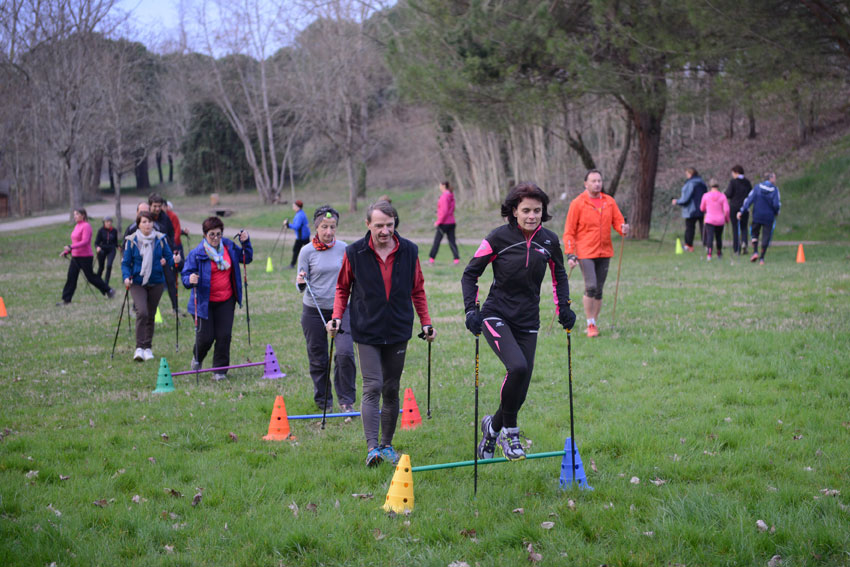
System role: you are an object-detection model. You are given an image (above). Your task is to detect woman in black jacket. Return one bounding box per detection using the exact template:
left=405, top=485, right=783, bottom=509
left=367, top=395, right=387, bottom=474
left=95, top=216, right=119, bottom=287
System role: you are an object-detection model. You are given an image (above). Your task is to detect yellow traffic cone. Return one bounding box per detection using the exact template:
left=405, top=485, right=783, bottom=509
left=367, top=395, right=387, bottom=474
left=675, top=238, right=683, bottom=255
left=154, top=307, right=163, bottom=324
left=382, top=454, right=414, bottom=513
left=266, top=256, right=274, bottom=273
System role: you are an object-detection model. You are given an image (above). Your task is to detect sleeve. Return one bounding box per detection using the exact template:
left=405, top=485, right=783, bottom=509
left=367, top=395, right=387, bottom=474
left=410, top=258, right=431, bottom=326
left=332, top=252, right=354, bottom=320
left=240, top=239, right=253, bottom=264
left=678, top=181, right=692, bottom=207
left=70, top=224, right=92, bottom=253
left=740, top=189, right=755, bottom=214
left=699, top=193, right=707, bottom=213
left=95, top=228, right=105, bottom=248
left=162, top=238, right=174, bottom=271
left=461, top=235, right=496, bottom=313
left=562, top=203, right=579, bottom=257
left=436, top=193, right=449, bottom=225
left=548, top=235, right=571, bottom=313
left=774, top=189, right=781, bottom=215
left=295, top=246, right=311, bottom=293
left=612, top=201, right=626, bottom=236
left=121, top=240, right=133, bottom=282
left=159, top=214, right=175, bottom=248
left=723, top=195, right=731, bottom=223
left=724, top=181, right=734, bottom=200
left=181, top=248, right=198, bottom=289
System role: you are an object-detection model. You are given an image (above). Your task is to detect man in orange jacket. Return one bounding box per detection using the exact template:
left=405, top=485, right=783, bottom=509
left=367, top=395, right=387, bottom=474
left=563, top=169, right=629, bottom=337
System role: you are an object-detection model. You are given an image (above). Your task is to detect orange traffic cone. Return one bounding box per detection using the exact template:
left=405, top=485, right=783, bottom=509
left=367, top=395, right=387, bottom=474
left=262, top=395, right=293, bottom=441
left=400, top=388, right=422, bottom=430
left=0, top=296, right=6, bottom=317
left=796, top=244, right=806, bottom=264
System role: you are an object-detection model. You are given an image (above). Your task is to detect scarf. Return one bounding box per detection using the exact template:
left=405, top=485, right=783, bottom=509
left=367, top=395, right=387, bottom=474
left=203, top=238, right=231, bottom=271
left=312, top=235, right=335, bottom=251
left=135, top=230, right=159, bottom=285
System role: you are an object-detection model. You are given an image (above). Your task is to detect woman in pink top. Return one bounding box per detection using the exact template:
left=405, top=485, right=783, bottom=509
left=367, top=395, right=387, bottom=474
left=58, top=208, right=116, bottom=305
left=428, top=181, right=460, bottom=265
left=700, top=179, right=730, bottom=261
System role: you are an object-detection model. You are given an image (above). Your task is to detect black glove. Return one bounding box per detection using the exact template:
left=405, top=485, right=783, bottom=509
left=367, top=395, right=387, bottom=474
left=558, top=305, right=576, bottom=330
left=465, top=308, right=483, bottom=336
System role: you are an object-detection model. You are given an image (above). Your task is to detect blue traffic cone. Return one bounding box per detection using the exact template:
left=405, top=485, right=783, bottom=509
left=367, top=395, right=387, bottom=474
left=559, top=437, right=593, bottom=490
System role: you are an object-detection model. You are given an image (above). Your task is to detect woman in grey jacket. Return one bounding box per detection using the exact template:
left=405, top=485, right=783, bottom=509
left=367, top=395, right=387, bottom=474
left=296, top=206, right=357, bottom=412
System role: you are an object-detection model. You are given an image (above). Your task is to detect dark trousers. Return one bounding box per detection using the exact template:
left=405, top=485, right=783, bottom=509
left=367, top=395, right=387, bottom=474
left=290, top=238, right=310, bottom=268
left=62, top=256, right=111, bottom=302
left=300, top=304, right=356, bottom=408
left=705, top=223, right=724, bottom=255
left=751, top=222, right=774, bottom=260
left=96, top=248, right=116, bottom=287
left=129, top=283, right=164, bottom=349
left=684, top=217, right=704, bottom=248
left=731, top=210, right=749, bottom=253
left=194, top=296, right=235, bottom=374
left=578, top=257, right=610, bottom=299
left=162, top=263, right=179, bottom=312
left=482, top=316, right=538, bottom=430
left=428, top=224, right=460, bottom=260
left=357, top=342, right=407, bottom=450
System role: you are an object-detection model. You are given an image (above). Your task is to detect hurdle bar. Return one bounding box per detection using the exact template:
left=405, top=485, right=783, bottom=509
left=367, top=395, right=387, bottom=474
left=287, top=409, right=404, bottom=420
left=411, top=450, right=566, bottom=472
left=172, top=361, right=261, bottom=376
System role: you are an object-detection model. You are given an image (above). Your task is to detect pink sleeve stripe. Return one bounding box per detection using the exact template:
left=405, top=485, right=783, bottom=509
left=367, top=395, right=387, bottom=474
left=549, top=259, right=559, bottom=312
left=474, top=239, right=493, bottom=258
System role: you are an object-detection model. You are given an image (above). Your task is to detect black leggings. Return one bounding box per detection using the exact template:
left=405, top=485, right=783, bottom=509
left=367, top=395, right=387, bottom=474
left=704, top=223, right=724, bottom=255
left=429, top=224, right=460, bottom=260
left=578, top=257, right=610, bottom=299
left=684, top=217, right=704, bottom=248
left=482, top=316, right=538, bottom=430
left=751, top=222, right=774, bottom=260
left=61, top=256, right=111, bottom=302
left=290, top=238, right=310, bottom=268
left=731, top=210, right=749, bottom=253
left=96, top=248, right=116, bottom=287
left=194, top=296, right=236, bottom=373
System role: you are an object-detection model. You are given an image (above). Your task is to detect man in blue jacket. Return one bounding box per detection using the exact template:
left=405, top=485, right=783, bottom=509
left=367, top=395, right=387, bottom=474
left=672, top=168, right=707, bottom=252
left=283, top=200, right=310, bottom=269
left=737, top=172, right=781, bottom=265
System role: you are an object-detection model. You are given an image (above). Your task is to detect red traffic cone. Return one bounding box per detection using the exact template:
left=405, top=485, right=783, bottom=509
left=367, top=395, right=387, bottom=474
left=400, top=388, right=422, bottom=430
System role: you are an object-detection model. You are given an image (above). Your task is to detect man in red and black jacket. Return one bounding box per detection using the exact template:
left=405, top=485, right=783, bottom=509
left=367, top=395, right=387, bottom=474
left=328, top=200, right=435, bottom=468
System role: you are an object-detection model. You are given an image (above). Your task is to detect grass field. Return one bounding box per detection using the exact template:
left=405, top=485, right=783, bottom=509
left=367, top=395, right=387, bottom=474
left=1, top=207, right=849, bottom=566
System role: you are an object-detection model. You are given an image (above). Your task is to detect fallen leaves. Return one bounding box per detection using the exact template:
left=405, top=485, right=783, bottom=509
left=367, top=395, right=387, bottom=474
left=567, top=499, right=576, bottom=510
left=792, top=434, right=803, bottom=441
left=373, top=528, right=385, bottom=540
left=651, top=478, right=668, bottom=486
left=288, top=502, right=299, bottom=517
left=448, top=562, right=470, bottom=567
left=111, top=468, right=126, bottom=479
left=161, top=433, right=169, bottom=441
left=820, top=488, right=840, bottom=497
left=768, top=555, right=782, bottom=567
left=93, top=499, right=109, bottom=508
left=590, top=459, right=598, bottom=473
left=25, top=470, right=38, bottom=479
left=47, top=504, right=62, bottom=517
left=756, top=520, right=768, bottom=532
left=148, top=457, right=156, bottom=464
left=351, top=493, right=374, bottom=500
left=191, top=488, right=203, bottom=507
left=165, top=488, right=182, bottom=498
left=59, top=475, right=70, bottom=481
left=512, top=508, right=524, bottom=514
left=630, top=476, right=640, bottom=485
left=541, top=521, right=555, bottom=530
left=459, top=528, right=477, bottom=539
left=132, top=495, right=147, bottom=504
left=228, top=432, right=238, bottom=442
left=164, top=544, right=175, bottom=553
left=527, top=543, right=542, bottom=562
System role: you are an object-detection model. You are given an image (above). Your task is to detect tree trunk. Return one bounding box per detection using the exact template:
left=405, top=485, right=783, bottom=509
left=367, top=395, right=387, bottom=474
left=345, top=153, right=357, bottom=212
left=747, top=107, right=757, bottom=139
left=134, top=152, right=151, bottom=190
left=566, top=131, right=596, bottom=171
left=109, top=160, right=122, bottom=234
left=156, top=150, right=164, bottom=185
left=168, top=153, right=174, bottom=183
left=727, top=106, right=735, bottom=139
left=628, top=107, right=663, bottom=239
left=606, top=118, right=633, bottom=198
left=67, top=154, right=84, bottom=216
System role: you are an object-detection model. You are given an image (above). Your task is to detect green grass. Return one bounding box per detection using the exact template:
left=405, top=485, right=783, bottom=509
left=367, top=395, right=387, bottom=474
left=1, top=215, right=849, bottom=566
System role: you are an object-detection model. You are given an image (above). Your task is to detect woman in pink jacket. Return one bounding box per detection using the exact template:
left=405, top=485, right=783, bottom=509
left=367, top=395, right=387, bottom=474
left=700, top=179, right=730, bottom=261
left=428, top=181, right=460, bottom=265
left=58, top=208, right=116, bottom=305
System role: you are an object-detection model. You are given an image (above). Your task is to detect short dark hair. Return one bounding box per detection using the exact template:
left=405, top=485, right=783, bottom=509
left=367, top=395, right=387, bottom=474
left=500, top=182, right=551, bottom=225
left=148, top=193, right=165, bottom=205
left=367, top=200, right=400, bottom=228
left=441, top=181, right=453, bottom=192
left=731, top=165, right=744, bottom=175
left=584, top=169, right=602, bottom=181
left=202, top=216, right=224, bottom=235
left=136, top=210, right=155, bottom=226
left=686, top=167, right=699, bottom=178
left=313, top=205, right=340, bottom=225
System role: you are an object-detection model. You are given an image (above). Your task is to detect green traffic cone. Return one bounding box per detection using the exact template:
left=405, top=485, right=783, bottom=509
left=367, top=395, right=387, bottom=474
left=153, top=357, right=175, bottom=394
left=154, top=307, right=163, bottom=324
left=266, top=256, right=274, bottom=273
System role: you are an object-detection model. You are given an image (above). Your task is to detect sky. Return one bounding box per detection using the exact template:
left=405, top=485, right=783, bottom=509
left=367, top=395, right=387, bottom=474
left=115, top=0, right=182, bottom=30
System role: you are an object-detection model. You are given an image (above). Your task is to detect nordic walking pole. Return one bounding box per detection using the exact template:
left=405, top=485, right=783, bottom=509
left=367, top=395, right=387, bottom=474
left=63, top=254, right=99, bottom=299
left=567, top=328, right=575, bottom=485
left=322, top=323, right=336, bottom=430
left=657, top=201, right=673, bottom=251
left=548, top=265, right=574, bottom=334
left=193, top=287, right=200, bottom=386
left=234, top=230, right=251, bottom=346
left=280, top=221, right=289, bottom=267
left=110, top=286, right=130, bottom=359
left=611, top=222, right=626, bottom=330
left=473, top=302, right=480, bottom=497
left=417, top=326, right=434, bottom=418
left=270, top=222, right=285, bottom=257
left=173, top=261, right=179, bottom=353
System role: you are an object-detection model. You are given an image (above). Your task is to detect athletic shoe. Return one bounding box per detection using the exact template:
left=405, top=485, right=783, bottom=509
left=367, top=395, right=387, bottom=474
left=379, top=444, right=400, bottom=464
left=212, top=373, right=227, bottom=381
left=453, top=258, right=460, bottom=265
left=684, top=244, right=694, bottom=252
left=497, top=427, right=526, bottom=461
left=706, top=253, right=711, bottom=261
left=759, top=259, right=765, bottom=265
left=428, top=257, right=435, bottom=265
left=141, top=348, right=153, bottom=361
left=366, top=447, right=383, bottom=467
left=56, top=301, right=71, bottom=306
left=586, top=323, right=599, bottom=338
left=478, top=415, right=498, bottom=460
left=106, top=288, right=116, bottom=299
left=191, top=358, right=201, bottom=371
left=133, top=348, right=144, bottom=362
left=750, top=252, right=759, bottom=263
left=340, top=404, right=355, bottom=413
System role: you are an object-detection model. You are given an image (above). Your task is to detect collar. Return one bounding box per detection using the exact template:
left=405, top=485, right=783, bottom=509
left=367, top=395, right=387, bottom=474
left=367, top=232, right=400, bottom=255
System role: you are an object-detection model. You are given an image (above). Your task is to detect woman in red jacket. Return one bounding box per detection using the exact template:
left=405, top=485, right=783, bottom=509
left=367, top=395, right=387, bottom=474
left=428, top=181, right=460, bottom=265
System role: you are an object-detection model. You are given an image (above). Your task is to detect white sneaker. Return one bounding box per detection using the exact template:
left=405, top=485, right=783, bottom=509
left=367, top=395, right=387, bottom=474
left=133, top=348, right=144, bottom=361
left=143, top=348, right=154, bottom=361
left=212, top=373, right=227, bottom=381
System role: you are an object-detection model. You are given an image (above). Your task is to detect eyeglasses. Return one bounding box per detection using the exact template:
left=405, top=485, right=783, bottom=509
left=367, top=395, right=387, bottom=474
left=207, top=231, right=222, bottom=238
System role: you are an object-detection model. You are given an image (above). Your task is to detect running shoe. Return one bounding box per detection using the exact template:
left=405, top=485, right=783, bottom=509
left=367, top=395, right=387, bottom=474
left=428, top=257, right=435, bottom=265
left=497, top=427, right=526, bottom=461
left=684, top=244, right=694, bottom=252
left=133, top=348, right=144, bottom=362
left=212, top=373, right=227, bottom=381
left=759, top=259, right=765, bottom=265
left=750, top=252, right=760, bottom=263
left=706, top=253, right=712, bottom=261
left=143, top=348, right=154, bottom=361
left=453, top=258, right=460, bottom=265
left=478, top=415, right=497, bottom=459
left=106, top=288, right=116, bottom=299
left=586, top=323, right=599, bottom=338
left=191, top=358, right=201, bottom=371
left=366, top=447, right=383, bottom=467
left=379, top=444, right=400, bottom=464
left=340, top=404, right=355, bottom=413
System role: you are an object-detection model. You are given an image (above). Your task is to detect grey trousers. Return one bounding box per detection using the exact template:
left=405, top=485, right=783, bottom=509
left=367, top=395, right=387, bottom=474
left=300, top=305, right=356, bottom=408
left=130, top=283, right=164, bottom=349
left=356, top=342, right=408, bottom=450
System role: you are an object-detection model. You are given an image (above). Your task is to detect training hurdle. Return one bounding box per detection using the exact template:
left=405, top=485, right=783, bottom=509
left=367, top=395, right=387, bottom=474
left=287, top=409, right=403, bottom=420
left=383, top=437, right=593, bottom=513
left=170, top=344, right=285, bottom=380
